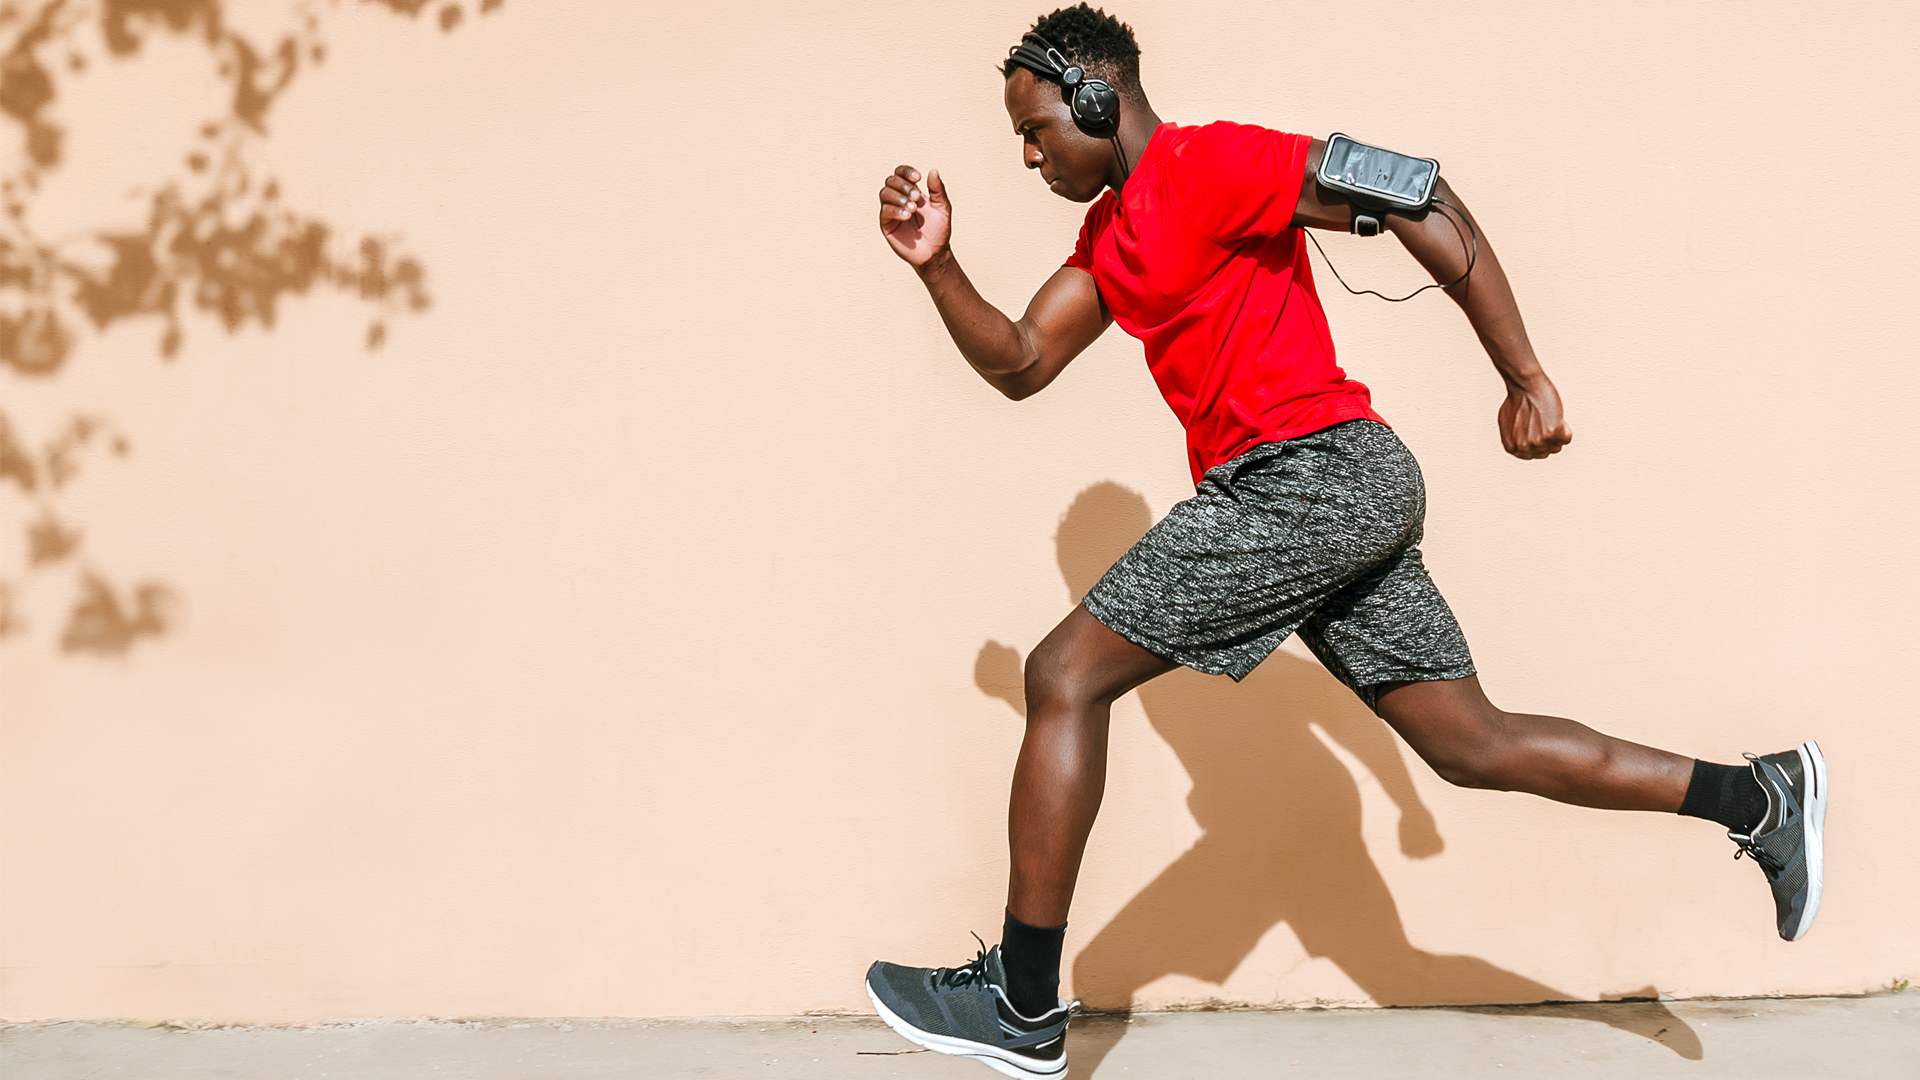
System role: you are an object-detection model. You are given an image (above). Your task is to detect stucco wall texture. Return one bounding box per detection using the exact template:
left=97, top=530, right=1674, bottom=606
left=1, top=1, right=1916, bottom=1022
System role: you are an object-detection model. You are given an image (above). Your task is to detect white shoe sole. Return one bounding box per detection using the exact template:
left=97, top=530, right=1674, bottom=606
left=1787, top=740, right=1827, bottom=941
left=865, top=982, right=1067, bottom=1080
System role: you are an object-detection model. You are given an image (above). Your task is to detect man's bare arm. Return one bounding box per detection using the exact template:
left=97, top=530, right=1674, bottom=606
left=1292, top=140, right=1572, bottom=460
left=918, top=255, right=1110, bottom=401
left=881, top=166, right=1111, bottom=401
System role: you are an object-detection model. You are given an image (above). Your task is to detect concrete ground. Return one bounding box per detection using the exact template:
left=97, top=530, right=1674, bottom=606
left=4, top=993, right=1915, bottom=1079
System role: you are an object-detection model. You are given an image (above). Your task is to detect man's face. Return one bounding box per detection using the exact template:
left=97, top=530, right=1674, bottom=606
left=1004, top=68, right=1111, bottom=203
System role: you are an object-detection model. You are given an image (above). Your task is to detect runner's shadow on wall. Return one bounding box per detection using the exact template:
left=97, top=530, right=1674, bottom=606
left=974, top=482, right=1700, bottom=1076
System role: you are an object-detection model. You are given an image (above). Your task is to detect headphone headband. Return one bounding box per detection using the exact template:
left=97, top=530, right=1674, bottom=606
left=1005, top=33, right=1068, bottom=81
left=1005, top=32, right=1120, bottom=138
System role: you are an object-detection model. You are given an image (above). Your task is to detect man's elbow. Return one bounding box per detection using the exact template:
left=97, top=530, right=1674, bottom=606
left=998, top=377, right=1039, bottom=402
left=984, top=347, right=1046, bottom=400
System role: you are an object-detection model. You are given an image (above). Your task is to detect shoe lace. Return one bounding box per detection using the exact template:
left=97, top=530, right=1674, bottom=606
left=1730, top=832, right=1786, bottom=878
left=932, top=933, right=992, bottom=990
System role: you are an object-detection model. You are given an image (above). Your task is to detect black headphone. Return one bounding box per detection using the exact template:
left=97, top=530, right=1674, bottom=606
left=1005, top=33, right=1121, bottom=138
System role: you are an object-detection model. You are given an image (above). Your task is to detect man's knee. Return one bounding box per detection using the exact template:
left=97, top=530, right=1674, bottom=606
left=1023, top=639, right=1093, bottom=716
left=1426, top=746, right=1519, bottom=791
left=1022, top=634, right=1138, bottom=718
left=1022, top=607, right=1172, bottom=719
left=1388, top=702, right=1523, bottom=790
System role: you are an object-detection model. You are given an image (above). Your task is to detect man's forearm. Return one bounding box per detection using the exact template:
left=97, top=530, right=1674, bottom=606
left=916, top=251, right=1043, bottom=399
left=1388, top=182, right=1546, bottom=391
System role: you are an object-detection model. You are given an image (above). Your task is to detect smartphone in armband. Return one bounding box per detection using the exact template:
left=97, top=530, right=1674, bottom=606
left=1315, top=133, right=1440, bottom=236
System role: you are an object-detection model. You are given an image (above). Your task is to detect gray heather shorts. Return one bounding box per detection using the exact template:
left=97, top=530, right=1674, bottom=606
left=1081, top=420, right=1475, bottom=709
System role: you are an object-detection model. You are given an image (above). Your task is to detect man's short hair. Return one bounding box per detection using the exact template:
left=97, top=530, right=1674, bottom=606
left=1004, top=4, right=1143, bottom=104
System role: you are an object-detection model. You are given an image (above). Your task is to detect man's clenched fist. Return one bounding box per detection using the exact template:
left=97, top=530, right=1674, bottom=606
left=879, top=166, right=952, bottom=267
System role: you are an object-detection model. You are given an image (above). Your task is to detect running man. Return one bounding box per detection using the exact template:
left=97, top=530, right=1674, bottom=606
left=864, top=7, right=1826, bottom=1077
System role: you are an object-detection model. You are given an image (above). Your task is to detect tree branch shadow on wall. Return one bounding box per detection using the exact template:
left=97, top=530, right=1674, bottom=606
left=974, top=482, right=1700, bottom=1076
left=0, top=0, right=503, bottom=656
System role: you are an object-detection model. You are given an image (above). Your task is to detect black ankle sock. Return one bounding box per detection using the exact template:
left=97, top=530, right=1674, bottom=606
left=1000, top=910, right=1065, bottom=1017
left=1678, top=759, right=1767, bottom=833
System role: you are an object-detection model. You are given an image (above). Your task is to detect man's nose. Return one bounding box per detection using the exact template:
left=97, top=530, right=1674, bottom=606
left=1024, top=145, right=1043, bottom=169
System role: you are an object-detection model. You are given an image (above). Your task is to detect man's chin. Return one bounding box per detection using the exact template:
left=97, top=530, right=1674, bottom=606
left=1047, top=178, right=1101, bottom=203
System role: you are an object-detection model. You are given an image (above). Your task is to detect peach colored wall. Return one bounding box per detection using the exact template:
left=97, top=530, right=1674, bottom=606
left=2, top=0, right=1917, bottom=1022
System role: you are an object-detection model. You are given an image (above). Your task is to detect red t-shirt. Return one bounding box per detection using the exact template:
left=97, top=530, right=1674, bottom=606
left=1066, top=121, right=1386, bottom=485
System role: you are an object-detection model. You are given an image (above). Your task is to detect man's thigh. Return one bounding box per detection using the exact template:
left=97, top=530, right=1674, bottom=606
left=1297, top=543, right=1476, bottom=711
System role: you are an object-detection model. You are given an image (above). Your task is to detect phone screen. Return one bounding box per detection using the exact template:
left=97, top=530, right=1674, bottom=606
left=1323, top=136, right=1436, bottom=207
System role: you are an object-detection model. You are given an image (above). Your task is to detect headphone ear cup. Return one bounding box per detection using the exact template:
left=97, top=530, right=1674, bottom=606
left=1071, top=80, right=1120, bottom=136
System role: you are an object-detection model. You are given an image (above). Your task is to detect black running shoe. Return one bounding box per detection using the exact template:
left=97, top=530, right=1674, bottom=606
left=865, top=943, right=1074, bottom=1079
left=1729, top=740, right=1827, bottom=941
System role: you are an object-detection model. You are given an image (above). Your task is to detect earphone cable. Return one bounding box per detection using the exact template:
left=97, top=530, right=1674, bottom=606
left=1305, top=196, right=1478, bottom=303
